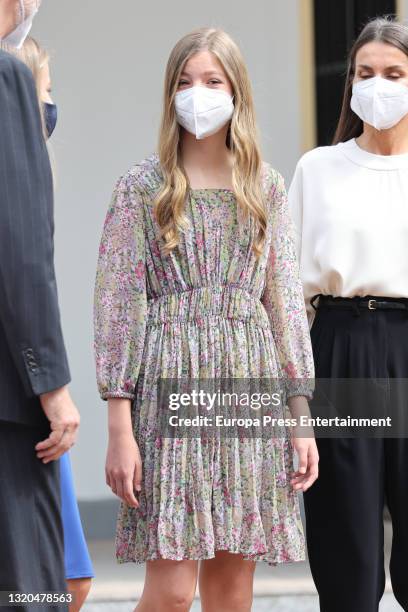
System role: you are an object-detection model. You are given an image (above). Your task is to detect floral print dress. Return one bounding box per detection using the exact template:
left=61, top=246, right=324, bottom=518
left=94, top=153, right=314, bottom=566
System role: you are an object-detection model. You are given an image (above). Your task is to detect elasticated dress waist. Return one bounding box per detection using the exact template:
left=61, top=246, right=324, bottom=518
left=146, top=285, right=269, bottom=329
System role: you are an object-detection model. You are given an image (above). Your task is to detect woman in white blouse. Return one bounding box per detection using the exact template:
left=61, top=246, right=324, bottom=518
left=289, top=16, right=408, bottom=612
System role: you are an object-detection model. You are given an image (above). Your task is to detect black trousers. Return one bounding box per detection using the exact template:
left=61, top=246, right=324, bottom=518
left=304, top=299, right=408, bottom=612
left=0, top=421, right=68, bottom=612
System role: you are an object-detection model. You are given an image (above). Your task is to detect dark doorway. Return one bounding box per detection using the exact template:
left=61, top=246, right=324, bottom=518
left=313, top=0, right=397, bottom=146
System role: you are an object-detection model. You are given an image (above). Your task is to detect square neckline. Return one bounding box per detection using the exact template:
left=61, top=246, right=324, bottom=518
left=189, top=187, right=235, bottom=193
left=150, top=154, right=236, bottom=192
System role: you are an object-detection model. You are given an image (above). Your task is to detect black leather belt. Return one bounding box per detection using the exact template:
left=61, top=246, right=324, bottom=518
left=311, top=294, right=408, bottom=312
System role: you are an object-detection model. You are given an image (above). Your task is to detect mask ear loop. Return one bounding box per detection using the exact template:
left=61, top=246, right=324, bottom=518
left=226, top=124, right=232, bottom=148
left=18, top=0, right=25, bottom=24
left=226, top=95, right=235, bottom=148
left=193, top=89, right=199, bottom=139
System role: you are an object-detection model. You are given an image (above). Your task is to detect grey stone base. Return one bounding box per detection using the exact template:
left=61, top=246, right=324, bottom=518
left=82, top=594, right=401, bottom=612
left=79, top=499, right=120, bottom=540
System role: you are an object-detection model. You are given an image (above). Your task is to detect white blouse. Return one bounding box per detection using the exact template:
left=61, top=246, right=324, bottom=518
left=288, top=137, right=408, bottom=324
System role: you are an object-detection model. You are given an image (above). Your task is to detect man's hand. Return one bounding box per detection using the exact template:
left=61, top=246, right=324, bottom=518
left=35, top=385, right=80, bottom=463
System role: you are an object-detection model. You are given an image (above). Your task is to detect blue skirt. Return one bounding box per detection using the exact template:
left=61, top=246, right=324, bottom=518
left=60, top=452, right=95, bottom=579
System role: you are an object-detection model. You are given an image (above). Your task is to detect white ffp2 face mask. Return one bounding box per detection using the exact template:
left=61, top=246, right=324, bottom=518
left=1, top=0, right=38, bottom=49
left=174, top=86, right=234, bottom=140
left=350, top=75, right=408, bottom=130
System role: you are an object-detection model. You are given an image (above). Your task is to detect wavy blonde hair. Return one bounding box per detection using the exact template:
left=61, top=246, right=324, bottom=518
left=156, top=27, right=267, bottom=258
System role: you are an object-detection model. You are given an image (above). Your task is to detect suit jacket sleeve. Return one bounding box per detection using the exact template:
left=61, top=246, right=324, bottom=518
left=0, top=52, right=71, bottom=397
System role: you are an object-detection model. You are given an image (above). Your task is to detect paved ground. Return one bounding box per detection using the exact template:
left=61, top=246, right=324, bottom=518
left=82, top=594, right=402, bottom=611
left=82, top=521, right=403, bottom=611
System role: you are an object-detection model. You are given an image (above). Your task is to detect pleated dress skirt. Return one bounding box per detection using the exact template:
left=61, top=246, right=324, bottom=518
left=115, top=285, right=304, bottom=566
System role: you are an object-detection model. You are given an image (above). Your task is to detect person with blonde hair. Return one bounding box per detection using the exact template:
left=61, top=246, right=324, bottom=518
left=94, top=27, right=318, bottom=611
left=1, top=36, right=53, bottom=138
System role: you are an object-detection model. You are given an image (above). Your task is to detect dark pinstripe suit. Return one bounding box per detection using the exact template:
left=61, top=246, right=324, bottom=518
left=0, top=49, right=70, bottom=609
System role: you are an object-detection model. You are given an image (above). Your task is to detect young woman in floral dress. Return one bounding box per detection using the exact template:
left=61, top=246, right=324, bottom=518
left=94, top=27, right=318, bottom=612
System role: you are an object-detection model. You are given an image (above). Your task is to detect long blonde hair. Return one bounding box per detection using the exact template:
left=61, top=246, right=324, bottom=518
left=1, top=35, right=50, bottom=139
left=156, top=27, right=267, bottom=258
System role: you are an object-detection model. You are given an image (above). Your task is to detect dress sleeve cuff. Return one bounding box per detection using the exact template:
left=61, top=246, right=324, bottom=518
left=285, top=378, right=315, bottom=401
left=100, top=391, right=135, bottom=401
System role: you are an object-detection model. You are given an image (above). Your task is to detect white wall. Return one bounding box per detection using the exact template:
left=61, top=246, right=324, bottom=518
left=31, top=0, right=303, bottom=501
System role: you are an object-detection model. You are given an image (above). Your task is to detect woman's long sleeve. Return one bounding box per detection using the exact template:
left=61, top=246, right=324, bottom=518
left=261, top=168, right=314, bottom=400
left=94, top=171, right=147, bottom=401
left=286, top=161, right=303, bottom=265
left=287, top=160, right=316, bottom=328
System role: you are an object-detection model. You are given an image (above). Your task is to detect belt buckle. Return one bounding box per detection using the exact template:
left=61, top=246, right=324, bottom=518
left=368, top=299, right=377, bottom=310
